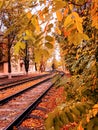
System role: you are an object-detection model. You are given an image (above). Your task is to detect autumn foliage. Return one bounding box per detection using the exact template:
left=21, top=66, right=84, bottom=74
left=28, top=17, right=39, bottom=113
left=0, top=0, right=98, bottom=129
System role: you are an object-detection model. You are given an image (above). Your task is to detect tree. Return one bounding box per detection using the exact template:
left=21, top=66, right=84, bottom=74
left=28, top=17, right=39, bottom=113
left=0, top=0, right=33, bottom=78
left=44, top=0, right=98, bottom=130
left=10, top=0, right=55, bottom=73
left=0, top=0, right=44, bottom=76
left=1, top=0, right=98, bottom=128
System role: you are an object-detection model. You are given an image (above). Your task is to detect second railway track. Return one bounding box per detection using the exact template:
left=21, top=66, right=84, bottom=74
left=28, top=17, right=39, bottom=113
left=0, top=73, right=51, bottom=90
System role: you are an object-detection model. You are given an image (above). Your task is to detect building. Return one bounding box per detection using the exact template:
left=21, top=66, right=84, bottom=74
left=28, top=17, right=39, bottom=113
left=0, top=31, right=36, bottom=74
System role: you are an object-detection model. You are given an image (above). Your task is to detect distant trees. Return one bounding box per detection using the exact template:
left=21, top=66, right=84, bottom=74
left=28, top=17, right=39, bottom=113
left=0, top=0, right=98, bottom=129
left=0, top=0, right=32, bottom=77
left=0, top=0, right=56, bottom=76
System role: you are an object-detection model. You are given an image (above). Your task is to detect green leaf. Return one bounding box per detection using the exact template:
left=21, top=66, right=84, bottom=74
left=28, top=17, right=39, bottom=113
left=70, top=106, right=81, bottom=117
left=59, top=112, right=69, bottom=124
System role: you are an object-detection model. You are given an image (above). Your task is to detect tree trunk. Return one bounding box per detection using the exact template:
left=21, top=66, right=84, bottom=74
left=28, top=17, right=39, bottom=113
left=24, top=57, right=29, bottom=74
left=7, top=37, right=12, bottom=79
left=24, top=41, right=29, bottom=74
left=39, top=57, right=45, bottom=73
left=35, top=62, right=37, bottom=71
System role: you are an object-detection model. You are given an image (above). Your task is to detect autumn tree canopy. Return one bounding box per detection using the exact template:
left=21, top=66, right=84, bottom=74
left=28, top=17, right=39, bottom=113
left=0, top=0, right=98, bottom=129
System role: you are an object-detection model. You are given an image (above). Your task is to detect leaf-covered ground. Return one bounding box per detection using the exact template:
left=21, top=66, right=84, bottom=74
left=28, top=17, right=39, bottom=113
left=18, top=86, right=65, bottom=130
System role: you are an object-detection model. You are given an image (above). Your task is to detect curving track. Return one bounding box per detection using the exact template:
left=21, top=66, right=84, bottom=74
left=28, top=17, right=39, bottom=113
left=0, top=71, right=64, bottom=130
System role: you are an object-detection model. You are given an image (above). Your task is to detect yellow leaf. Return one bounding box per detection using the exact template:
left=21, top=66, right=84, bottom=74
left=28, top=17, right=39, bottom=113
left=76, top=54, right=79, bottom=60
left=68, top=31, right=76, bottom=44
left=25, top=30, right=32, bottom=36
left=64, top=12, right=83, bottom=33
left=81, top=33, right=89, bottom=40
left=91, top=14, right=98, bottom=29
left=36, top=24, right=40, bottom=32
left=55, top=27, right=61, bottom=35
left=86, top=115, right=90, bottom=122
left=45, top=35, right=54, bottom=42
left=44, top=22, right=49, bottom=32
left=69, top=4, right=73, bottom=11
left=31, top=16, right=40, bottom=32
left=67, top=24, right=77, bottom=32
left=76, top=21, right=83, bottom=33
left=27, top=11, right=32, bottom=19
left=71, top=12, right=83, bottom=33
left=91, top=60, right=96, bottom=67
left=38, top=10, right=45, bottom=21
left=45, top=42, right=53, bottom=49
left=77, top=121, right=84, bottom=130
left=64, top=14, right=74, bottom=28
left=92, top=104, right=98, bottom=117
left=23, top=36, right=28, bottom=40
left=50, top=37, right=55, bottom=45
left=72, top=12, right=83, bottom=23
left=14, top=41, right=25, bottom=54
left=56, top=10, right=63, bottom=21
left=90, top=1, right=98, bottom=29
left=42, top=7, right=48, bottom=14
left=48, top=23, right=53, bottom=29
left=91, top=1, right=98, bottom=16
left=68, top=32, right=89, bottom=45
left=53, top=1, right=67, bottom=11
left=0, top=1, right=4, bottom=9
left=64, top=7, right=68, bottom=17
left=63, top=28, right=70, bottom=37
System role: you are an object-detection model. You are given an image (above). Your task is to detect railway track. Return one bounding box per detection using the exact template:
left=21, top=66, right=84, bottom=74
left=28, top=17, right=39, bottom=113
left=0, top=73, right=55, bottom=104
left=0, top=71, right=64, bottom=130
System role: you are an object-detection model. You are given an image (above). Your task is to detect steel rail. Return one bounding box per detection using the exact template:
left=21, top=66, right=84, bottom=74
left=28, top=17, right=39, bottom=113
left=0, top=74, right=56, bottom=105
left=0, top=74, right=51, bottom=91
left=4, top=72, right=64, bottom=130
left=0, top=73, right=50, bottom=87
